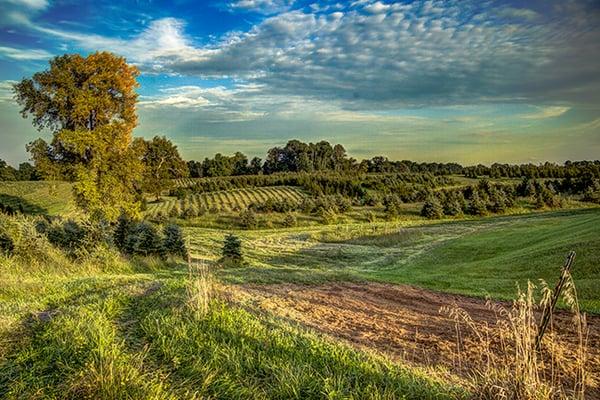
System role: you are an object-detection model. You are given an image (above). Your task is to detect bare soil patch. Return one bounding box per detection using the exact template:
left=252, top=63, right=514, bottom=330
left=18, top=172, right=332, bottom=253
left=237, top=282, right=600, bottom=394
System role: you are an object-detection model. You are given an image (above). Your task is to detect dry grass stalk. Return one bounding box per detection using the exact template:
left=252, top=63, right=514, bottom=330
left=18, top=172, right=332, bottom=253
left=186, top=258, right=217, bottom=318
left=442, top=273, right=590, bottom=399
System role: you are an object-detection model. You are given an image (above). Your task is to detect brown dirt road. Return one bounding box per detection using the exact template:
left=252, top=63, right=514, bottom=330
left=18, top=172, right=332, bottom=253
left=236, top=282, right=600, bottom=396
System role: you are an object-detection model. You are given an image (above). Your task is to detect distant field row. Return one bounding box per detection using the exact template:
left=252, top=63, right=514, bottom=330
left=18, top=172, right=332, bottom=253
left=146, top=186, right=305, bottom=217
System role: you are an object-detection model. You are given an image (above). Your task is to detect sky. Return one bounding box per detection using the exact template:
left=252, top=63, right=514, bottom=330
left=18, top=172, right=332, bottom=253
left=0, top=0, right=599, bottom=166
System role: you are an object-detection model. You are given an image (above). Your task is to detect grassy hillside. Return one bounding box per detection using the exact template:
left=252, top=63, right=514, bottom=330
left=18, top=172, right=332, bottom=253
left=0, top=181, right=76, bottom=216
left=0, top=220, right=462, bottom=399
left=186, top=208, right=600, bottom=312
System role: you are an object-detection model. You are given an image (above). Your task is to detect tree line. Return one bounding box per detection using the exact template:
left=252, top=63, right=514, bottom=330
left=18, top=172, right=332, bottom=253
left=4, top=51, right=600, bottom=222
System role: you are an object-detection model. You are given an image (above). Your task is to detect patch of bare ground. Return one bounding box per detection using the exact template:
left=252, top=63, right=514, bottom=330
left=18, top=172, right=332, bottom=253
left=235, top=282, right=600, bottom=397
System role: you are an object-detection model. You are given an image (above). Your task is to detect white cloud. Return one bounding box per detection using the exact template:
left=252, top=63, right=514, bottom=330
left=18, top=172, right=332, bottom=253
left=4, top=0, right=48, bottom=9
left=16, top=0, right=600, bottom=112
left=34, top=18, right=206, bottom=68
left=0, top=0, right=49, bottom=26
left=521, top=106, right=570, bottom=120
left=0, top=80, right=17, bottom=102
left=229, top=0, right=295, bottom=14
left=0, top=46, right=52, bottom=60
left=495, top=6, right=539, bottom=21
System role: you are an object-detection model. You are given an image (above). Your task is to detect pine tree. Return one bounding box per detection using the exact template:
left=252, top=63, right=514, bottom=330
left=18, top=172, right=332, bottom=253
left=113, top=213, right=132, bottom=252
left=222, top=234, right=242, bottom=262
left=468, top=192, right=487, bottom=216
left=163, top=224, right=187, bottom=258
left=421, top=196, right=444, bottom=219
left=125, top=222, right=164, bottom=257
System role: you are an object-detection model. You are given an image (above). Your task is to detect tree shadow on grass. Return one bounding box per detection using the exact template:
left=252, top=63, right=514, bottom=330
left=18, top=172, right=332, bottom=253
left=0, top=193, right=47, bottom=215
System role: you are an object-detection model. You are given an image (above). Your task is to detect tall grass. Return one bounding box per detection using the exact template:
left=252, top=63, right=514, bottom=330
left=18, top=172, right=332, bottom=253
left=186, top=258, right=217, bottom=318
left=443, top=273, right=590, bottom=399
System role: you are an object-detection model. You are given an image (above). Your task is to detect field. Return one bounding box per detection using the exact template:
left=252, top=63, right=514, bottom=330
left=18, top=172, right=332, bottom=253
left=1, top=180, right=600, bottom=398
left=146, top=185, right=306, bottom=216
left=186, top=208, right=600, bottom=312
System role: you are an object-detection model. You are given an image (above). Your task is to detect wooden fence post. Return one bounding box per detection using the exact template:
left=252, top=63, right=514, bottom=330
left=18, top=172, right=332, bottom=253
left=535, top=251, right=576, bottom=351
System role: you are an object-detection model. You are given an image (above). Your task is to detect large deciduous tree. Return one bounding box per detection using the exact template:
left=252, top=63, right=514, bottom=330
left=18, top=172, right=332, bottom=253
left=14, top=52, right=143, bottom=220
left=136, top=136, right=188, bottom=200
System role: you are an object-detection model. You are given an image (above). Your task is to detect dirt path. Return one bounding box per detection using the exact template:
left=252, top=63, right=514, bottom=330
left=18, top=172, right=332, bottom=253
left=237, top=282, right=600, bottom=395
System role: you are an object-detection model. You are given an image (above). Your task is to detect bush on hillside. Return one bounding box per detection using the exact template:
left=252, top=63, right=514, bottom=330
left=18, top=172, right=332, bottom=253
left=221, top=233, right=242, bottom=262
left=46, top=220, right=88, bottom=252
left=113, top=213, right=133, bottom=252
left=0, top=214, right=57, bottom=263
left=282, top=212, right=297, bottom=227
left=468, top=192, right=487, bottom=216
left=124, top=221, right=164, bottom=257
left=320, top=208, right=338, bottom=225
left=0, top=231, right=14, bottom=256
left=240, top=209, right=258, bottom=229
left=421, top=196, right=444, bottom=219
left=163, top=224, right=188, bottom=258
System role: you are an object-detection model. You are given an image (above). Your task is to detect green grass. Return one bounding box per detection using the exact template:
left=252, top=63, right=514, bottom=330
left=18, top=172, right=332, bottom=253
left=0, top=181, right=76, bottom=216
left=357, top=209, right=600, bottom=312
left=0, top=262, right=462, bottom=399
left=185, top=208, right=600, bottom=312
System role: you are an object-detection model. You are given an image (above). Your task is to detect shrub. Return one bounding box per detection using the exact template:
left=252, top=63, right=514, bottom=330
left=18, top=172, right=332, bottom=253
left=420, top=196, right=444, bottom=219
left=114, top=214, right=132, bottom=252
left=283, top=213, right=297, bottom=227
left=168, top=204, right=181, bottom=218
left=221, top=233, right=242, bottom=262
left=468, top=192, right=487, bottom=216
left=125, top=222, right=164, bottom=257
left=46, top=219, right=88, bottom=252
left=363, top=192, right=381, bottom=206
left=443, top=196, right=464, bottom=216
left=300, top=198, right=316, bottom=213
left=384, top=202, right=399, bottom=221
left=163, top=224, right=188, bottom=258
left=335, top=195, right=352, bottom=213
left=0, top=214, right=56, bottom=263
left=320, top=208, right=338, bottom=225
left=583, top=188, right=600, bottom=204
left=0, top=231, right=14, bottom=256
left=239, top=209, right=258, bottom=229
left=366, top=210, right=377, bottom=223
left=488, top=189, right=508, bottom=213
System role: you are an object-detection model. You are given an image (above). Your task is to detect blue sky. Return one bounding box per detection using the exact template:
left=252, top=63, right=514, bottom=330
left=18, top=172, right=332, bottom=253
left=0, top=0, right=599, bottom=165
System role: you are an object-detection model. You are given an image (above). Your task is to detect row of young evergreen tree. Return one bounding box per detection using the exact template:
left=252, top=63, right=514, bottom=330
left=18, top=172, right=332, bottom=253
left=419, top=178, right=570, bottom=219
left=174, top=171, right=450, bottom=201
left=26, top=215, right=188, bottom=259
